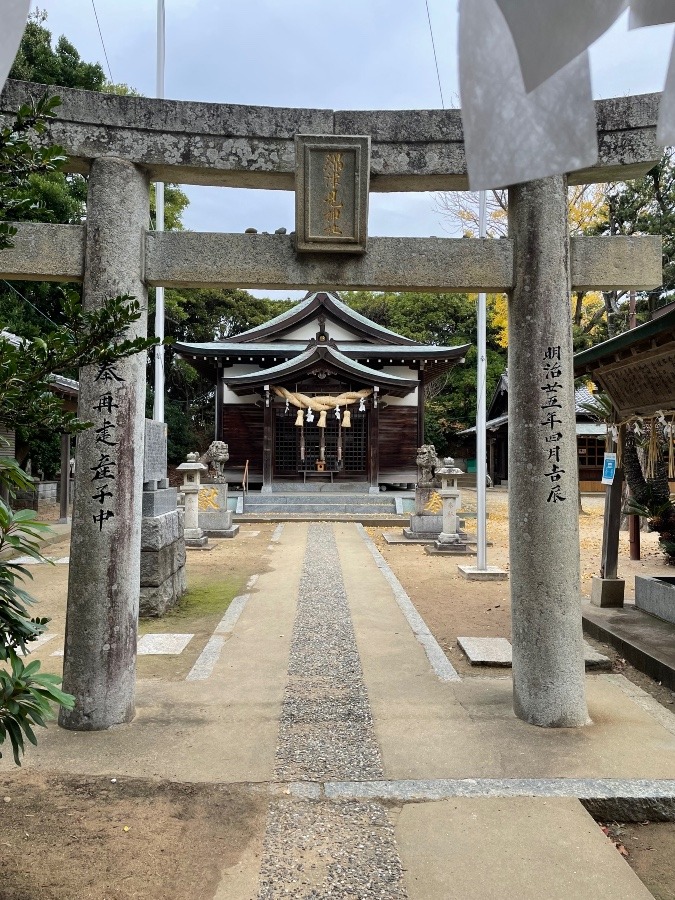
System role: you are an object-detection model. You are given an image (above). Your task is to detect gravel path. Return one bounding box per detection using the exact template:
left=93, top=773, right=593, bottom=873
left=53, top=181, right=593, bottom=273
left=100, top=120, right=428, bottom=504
left=257, top=523, right=408, bottom=899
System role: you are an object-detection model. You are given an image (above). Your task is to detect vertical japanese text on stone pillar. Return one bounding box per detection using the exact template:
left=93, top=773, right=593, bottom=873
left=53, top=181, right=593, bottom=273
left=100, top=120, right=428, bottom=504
left=90, top=361, right=124, bottom=530
left=540, top=346, right=566, bottom=503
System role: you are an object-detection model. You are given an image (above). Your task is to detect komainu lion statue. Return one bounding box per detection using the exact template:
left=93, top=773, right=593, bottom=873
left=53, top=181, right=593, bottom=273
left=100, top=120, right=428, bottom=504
left=416, top=444, right=440, bottom=486
left=200, top=440, right=230, bottom=482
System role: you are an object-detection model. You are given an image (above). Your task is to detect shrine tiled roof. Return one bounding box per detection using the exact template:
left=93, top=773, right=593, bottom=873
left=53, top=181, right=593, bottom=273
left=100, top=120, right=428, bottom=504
left=221, top=345, right=420, bottom=397
left=214, top=291, right=420, bottom=346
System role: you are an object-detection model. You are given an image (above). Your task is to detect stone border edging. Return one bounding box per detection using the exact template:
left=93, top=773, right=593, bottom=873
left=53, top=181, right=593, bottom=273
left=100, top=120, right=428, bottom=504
left=355, top=523, right=461, bottom=683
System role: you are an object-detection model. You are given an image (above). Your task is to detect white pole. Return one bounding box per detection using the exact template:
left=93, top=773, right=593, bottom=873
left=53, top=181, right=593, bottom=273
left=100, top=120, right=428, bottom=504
left=476, top=190, right=488, bottom=570
left=153, top=0, right=166, bottom=422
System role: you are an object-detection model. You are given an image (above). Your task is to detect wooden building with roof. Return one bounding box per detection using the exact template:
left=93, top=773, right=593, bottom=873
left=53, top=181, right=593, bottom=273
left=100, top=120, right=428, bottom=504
left=175, top=291, right=468, bottom=492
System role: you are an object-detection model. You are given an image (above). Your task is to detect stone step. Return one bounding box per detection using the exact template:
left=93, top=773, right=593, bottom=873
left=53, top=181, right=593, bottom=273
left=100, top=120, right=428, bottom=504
left=245, top=492, right=395, bottom=504
left=244, top=503, right=397, bottom=515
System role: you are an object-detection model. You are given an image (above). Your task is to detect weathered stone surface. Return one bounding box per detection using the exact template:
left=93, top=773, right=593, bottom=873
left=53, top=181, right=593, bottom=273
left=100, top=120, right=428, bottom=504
left=141, top=508, right=184, bottom=550
left=295, top=134, right=370, bottom=254
left=147, top=233, right=515, bottom=292
left=145, top=232, right=662, bottom=294
left=139, top=568, right=186, bottom=617
left=60, top=159, right=149, bottom=731
left=0, top=223, right=661, bottom=294
left=508, top=175, right=589, bottom=728
left=143, top=419, right=167, bottom=485
left=0, top=222, right=84, bottom=282
left=458, top=636, right=512, bottom=666
left=635, top=575, right=675, bottom=625
left=137, top=633, right=192, bottom=654
left=571, top=235, right=662, bottom=291
left=581, top=797, right=675, bottom=823
left=141, top=487, right=177, bottom=518
left=0, top=80, right=660, bottom=190
left=140, top=537, right=186, bottom=588
left=405, top=514, right=443, bottom=536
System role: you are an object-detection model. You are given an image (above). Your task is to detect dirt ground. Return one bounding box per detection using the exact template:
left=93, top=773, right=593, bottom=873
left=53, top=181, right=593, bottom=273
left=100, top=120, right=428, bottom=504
left=2, top=501, right=675, bottom=898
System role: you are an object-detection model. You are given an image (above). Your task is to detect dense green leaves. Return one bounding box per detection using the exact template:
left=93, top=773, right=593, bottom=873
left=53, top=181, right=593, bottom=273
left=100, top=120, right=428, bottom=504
left=9, top=12, right=105, bottom=90
left=342, top=291, right=507, bottom=454
left=0, top=93, right=66, bottom=252
left=0, top=499, right=75, bottom=765
left=0, top=292, right=160, bottom=435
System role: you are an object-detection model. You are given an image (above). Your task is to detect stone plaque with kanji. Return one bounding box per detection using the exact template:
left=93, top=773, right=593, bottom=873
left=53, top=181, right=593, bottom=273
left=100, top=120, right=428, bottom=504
left=295, top=134, right=370, bottom=254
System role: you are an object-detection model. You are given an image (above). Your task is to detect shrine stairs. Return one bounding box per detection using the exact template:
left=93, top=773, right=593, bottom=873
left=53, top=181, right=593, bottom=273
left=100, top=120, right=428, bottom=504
left=237, top=486, right=407, bottom=522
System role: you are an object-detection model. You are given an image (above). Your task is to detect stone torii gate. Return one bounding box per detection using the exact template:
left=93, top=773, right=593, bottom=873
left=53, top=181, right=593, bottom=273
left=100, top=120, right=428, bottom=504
left=0, top=80, right=663, bottom=730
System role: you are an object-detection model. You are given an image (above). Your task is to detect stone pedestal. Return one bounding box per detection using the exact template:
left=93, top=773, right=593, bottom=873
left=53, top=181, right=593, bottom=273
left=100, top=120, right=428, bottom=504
left=60, top=159, right=149, bottom=732
left=591, top=576, right=625, bottom=608
left=403, top=484, right=443, bottom=539
left=508, top=176, right=589, bottom=728
left=198, top=482, right=239, bottom=538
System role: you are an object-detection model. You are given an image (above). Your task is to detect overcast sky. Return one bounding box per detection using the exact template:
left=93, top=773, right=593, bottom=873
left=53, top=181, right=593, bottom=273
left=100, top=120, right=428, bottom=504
left=34, top=1, right=675, bottom=297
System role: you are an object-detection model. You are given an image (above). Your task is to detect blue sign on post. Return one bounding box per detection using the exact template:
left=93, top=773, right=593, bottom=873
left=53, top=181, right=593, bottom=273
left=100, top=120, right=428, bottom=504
left=602, top=452, right=617, bottom=485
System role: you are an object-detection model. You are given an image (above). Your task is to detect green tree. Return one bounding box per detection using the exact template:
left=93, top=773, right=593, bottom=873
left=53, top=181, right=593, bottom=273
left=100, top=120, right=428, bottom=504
left=584, top=150, right=674, bottom=338
left=2, top=10, right=190, bottom=463
left=342, top=291, right=506, bottom=453
left=9, top=10, right=106, bottom=90
left=154, top=289, right=295, bottom=460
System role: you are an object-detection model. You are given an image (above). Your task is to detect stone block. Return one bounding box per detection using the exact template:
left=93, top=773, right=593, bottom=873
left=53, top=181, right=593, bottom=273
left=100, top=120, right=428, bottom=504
left=590, top=576, right=625, bottom=608
left=143, top=419, right=168, bottom=485
left=414, top=486, right=443, bottom=516
left=140, top=538, right=186, bottom=588
left=406, top=514, right=442, bottom=536
left=635, top=575, right=675, bottom=625
left=142, top=487, right=177, bottom=518
left=197, top=484, right=233, bottom=532
left=458, top=636, right=512, bottom=666
left=141, top=508, right=184, bottom=551
left=139, top=568, right=187, bottom=617
left=207, top=524, right=240, bottom=538
left=137, top=633, right=193, bottom=655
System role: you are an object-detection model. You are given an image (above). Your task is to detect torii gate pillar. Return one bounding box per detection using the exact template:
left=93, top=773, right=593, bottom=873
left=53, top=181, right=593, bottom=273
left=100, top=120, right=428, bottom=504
left=59, top=159, right=149, bottom=730
left=508, top=175, right=590, bottom=728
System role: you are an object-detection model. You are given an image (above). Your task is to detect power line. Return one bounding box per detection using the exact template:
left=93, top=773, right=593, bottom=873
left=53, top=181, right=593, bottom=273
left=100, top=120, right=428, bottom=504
left=90, top=0, right=114, bottom=84
left=2, top=280, right=60, bottom=328
left=424, top=0, right=445, bottom=110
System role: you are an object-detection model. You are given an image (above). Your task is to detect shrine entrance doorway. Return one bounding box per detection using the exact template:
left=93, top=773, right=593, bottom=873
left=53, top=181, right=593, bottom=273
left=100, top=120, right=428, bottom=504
left=273, top=403, right=368, bottom=482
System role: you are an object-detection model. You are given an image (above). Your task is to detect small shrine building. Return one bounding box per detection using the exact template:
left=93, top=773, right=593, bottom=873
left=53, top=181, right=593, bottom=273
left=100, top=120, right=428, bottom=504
left=175, top=291, right=468, bottom=491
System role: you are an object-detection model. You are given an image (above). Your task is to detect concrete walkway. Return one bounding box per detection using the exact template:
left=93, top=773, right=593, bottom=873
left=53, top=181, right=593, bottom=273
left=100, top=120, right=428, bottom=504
left=6, top=522, right=675, bottom=898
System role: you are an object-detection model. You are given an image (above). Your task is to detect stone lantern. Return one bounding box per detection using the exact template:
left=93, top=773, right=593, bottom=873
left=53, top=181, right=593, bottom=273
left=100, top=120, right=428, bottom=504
left=426, top=457, right=477, bottom=556
left=436, top=457, right=464, bottom=544
left=176, top=452, right=208, bottom=547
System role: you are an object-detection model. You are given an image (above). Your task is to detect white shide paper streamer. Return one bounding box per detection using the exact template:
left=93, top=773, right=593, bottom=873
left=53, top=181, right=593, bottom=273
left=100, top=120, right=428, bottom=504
left=0, top=0, right=30, bottom=93
left=494, top=0, right=627, bottom=93
left=459, top=0, right=598, bottom=190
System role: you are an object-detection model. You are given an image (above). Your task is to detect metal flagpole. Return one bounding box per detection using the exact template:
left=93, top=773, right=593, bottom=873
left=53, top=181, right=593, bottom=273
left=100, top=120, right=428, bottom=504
left=153, top=0, right=166, bottom=422
left=476, top=190, right=488, bottom=570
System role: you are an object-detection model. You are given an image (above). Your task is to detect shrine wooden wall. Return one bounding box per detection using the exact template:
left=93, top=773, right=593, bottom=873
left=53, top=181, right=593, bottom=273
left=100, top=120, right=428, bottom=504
left=221, top=404, right=264, bottom=474
left=379, top=406, right=419, bottom=476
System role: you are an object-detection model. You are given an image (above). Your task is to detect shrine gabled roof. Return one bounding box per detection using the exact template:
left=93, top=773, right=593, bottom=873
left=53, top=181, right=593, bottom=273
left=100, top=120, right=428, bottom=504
left=216, top=291, right=419, bottom=346
left=174, top=340, right=468, bottom=363
left=221, top=345, right=419, bottom=397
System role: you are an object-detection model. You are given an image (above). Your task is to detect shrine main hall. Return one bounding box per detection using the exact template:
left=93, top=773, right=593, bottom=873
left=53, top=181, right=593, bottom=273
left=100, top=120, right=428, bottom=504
left=176, top=291, right=468, bottom=492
